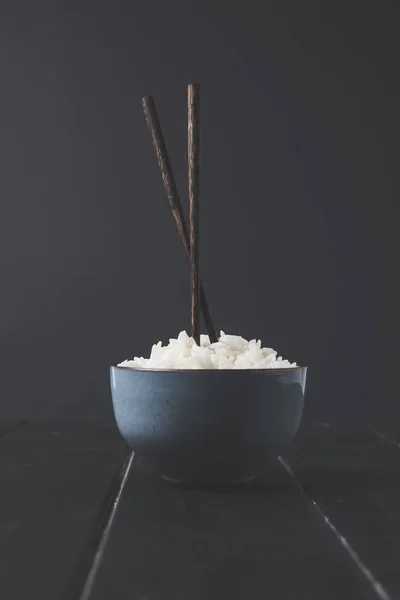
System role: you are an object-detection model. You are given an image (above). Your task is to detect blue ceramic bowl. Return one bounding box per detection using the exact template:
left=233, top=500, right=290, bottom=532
left=110, top=366, right=307, bottom=484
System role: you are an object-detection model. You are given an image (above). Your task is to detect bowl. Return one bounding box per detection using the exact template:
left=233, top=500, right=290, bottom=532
left=110, top=366, right=307, bottom=484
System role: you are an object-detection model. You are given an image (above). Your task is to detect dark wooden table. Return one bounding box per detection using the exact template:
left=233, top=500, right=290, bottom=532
left=1, top=421, right=399, bottom=600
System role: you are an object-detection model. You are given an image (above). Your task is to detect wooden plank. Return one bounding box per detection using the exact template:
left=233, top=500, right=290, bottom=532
left=85, top=456, right=377, bottom=600
left=0, top=421, right=128, bottom=600
left=283, top=425, right=400, bottom=600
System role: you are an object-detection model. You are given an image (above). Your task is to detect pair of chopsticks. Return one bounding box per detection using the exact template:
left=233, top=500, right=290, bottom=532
left=141, top=85, right=217, bottom=344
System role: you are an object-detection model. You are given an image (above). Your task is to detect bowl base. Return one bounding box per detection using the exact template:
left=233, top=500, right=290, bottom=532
left=161, top=475, right=256, bottom=485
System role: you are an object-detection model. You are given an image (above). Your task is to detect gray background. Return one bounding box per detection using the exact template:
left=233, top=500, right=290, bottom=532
left=1, top=0, right=398, bottom=424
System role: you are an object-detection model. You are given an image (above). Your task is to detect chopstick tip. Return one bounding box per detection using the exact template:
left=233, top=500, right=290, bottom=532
left=141, top=95, right=154, bottom=106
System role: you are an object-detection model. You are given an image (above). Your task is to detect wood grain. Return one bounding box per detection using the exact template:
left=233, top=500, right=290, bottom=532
left=188, top=84, right=201, bottom=345
left=141, top=95, right=217, bottom=342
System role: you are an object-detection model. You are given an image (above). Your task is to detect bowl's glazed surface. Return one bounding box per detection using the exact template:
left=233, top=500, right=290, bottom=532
left=110, top=366, right=307, bottom=484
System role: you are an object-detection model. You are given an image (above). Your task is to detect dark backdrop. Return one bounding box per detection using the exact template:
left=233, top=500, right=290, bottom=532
left=1, top=0, right=398, bottom=424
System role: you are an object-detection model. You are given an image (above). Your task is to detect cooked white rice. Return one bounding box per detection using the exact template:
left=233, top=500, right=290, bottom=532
left=118, top=331, right=297, bottom=370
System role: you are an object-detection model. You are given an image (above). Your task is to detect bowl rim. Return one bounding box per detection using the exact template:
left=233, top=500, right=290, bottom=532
left=110, top=364, right=307, bottom=373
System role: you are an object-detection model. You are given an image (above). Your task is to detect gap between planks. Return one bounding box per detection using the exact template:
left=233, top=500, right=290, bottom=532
left=77, top=451, right=135, bottom=600
left=278, top=456, right=393, bottom=600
